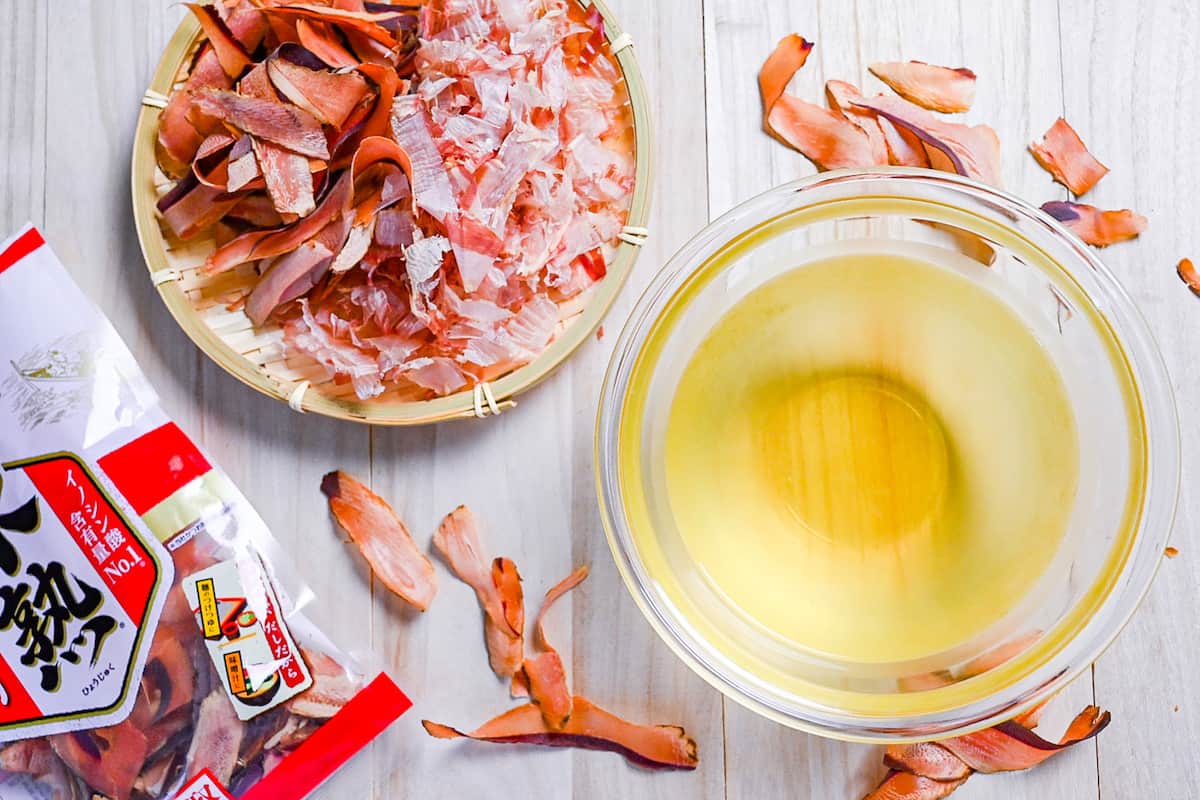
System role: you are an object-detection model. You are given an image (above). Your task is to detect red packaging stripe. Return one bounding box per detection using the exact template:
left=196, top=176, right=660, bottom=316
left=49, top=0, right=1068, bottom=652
left=0, top=227, right=45, bottom=275
left=97, top=423, right=212, bottom=515
left=238, top=674, right=411, bottom=800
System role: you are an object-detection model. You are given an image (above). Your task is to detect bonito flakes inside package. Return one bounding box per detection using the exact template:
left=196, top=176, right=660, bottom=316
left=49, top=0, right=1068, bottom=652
left=0, top=225, right=410, bottom=799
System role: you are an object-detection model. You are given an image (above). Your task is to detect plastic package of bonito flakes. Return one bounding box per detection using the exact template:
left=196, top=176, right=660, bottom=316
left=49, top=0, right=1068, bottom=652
left=0, top=224, right=410, bottom=799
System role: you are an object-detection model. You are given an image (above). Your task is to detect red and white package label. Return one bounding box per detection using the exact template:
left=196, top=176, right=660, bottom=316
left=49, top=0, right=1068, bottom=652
left=0, top=453, right=173, bottom=738
left=173, top=769, right=233, bottom=800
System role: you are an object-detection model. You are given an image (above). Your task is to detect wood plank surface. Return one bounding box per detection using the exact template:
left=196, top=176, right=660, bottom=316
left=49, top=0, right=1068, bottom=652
left=1057, top=1, right=1200, bottom=798
left=0, top=0, right=1193, bottom=798
left=0, top=2, right=45, bottom=235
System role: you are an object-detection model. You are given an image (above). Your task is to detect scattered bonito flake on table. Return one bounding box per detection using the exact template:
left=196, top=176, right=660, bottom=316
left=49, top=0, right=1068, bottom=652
left=321, top=469, right=438, bottom=611
left=316, top=478, right=693, bottom=772
left=860, top=630, right=1108, bottom=798
left=1029, top=117, right=1110, bottom=196
left=514, top=565, right=590, bottom=728
left=758, top=35, right=883, bottom=170
left=868, top=61, right=977, bottom=113
left=432, top=505, right=525, bottom=680
left=425, top=506, right=698, bottom=770
left=1176, top=259, right=1200, bottom=298
left=1041, top=202, right=1148, bottom=247
left=824, top=79, right=891, bottom=164
left=865, top=705, right=1111, bottom=799
left=756, top=35, right=1147, bottom=248
left=758, top=36, right=994, bottom=179
left=851, top=94, right=1001, bottom=185
left=423, top=696, right=699, bottom=771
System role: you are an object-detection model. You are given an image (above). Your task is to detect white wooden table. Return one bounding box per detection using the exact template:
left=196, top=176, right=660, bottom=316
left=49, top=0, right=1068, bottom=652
left=1, top=1, right=1195, bottom=797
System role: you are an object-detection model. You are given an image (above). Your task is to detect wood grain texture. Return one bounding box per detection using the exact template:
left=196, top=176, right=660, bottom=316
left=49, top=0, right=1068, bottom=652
left=0, top=1, right=45, bottom=234
left=0, top=0, right=1193, bottom=798
left=1058, top=1, right=1200, bottom=798
left=42, top=1, right=196, bottom=429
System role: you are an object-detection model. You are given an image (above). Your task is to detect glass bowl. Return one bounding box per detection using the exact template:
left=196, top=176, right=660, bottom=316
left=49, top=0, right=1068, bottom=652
left=595, top=168, right=1179, bottom=742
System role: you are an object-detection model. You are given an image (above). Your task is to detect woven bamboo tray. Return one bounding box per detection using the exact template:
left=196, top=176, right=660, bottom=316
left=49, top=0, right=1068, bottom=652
left=131, top=1, right=652, bottom=425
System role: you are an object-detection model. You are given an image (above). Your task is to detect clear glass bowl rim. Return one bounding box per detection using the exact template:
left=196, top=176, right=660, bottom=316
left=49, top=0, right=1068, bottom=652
left=594, top=167, right=1181, bottom=742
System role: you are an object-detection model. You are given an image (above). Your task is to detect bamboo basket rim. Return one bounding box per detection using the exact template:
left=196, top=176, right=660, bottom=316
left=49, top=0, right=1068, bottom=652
left=130, top=0, right=653, bottom=425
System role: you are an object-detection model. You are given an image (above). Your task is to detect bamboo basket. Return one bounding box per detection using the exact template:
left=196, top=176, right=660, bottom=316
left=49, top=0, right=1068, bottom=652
left=131, top=1, right=652, bottom=425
